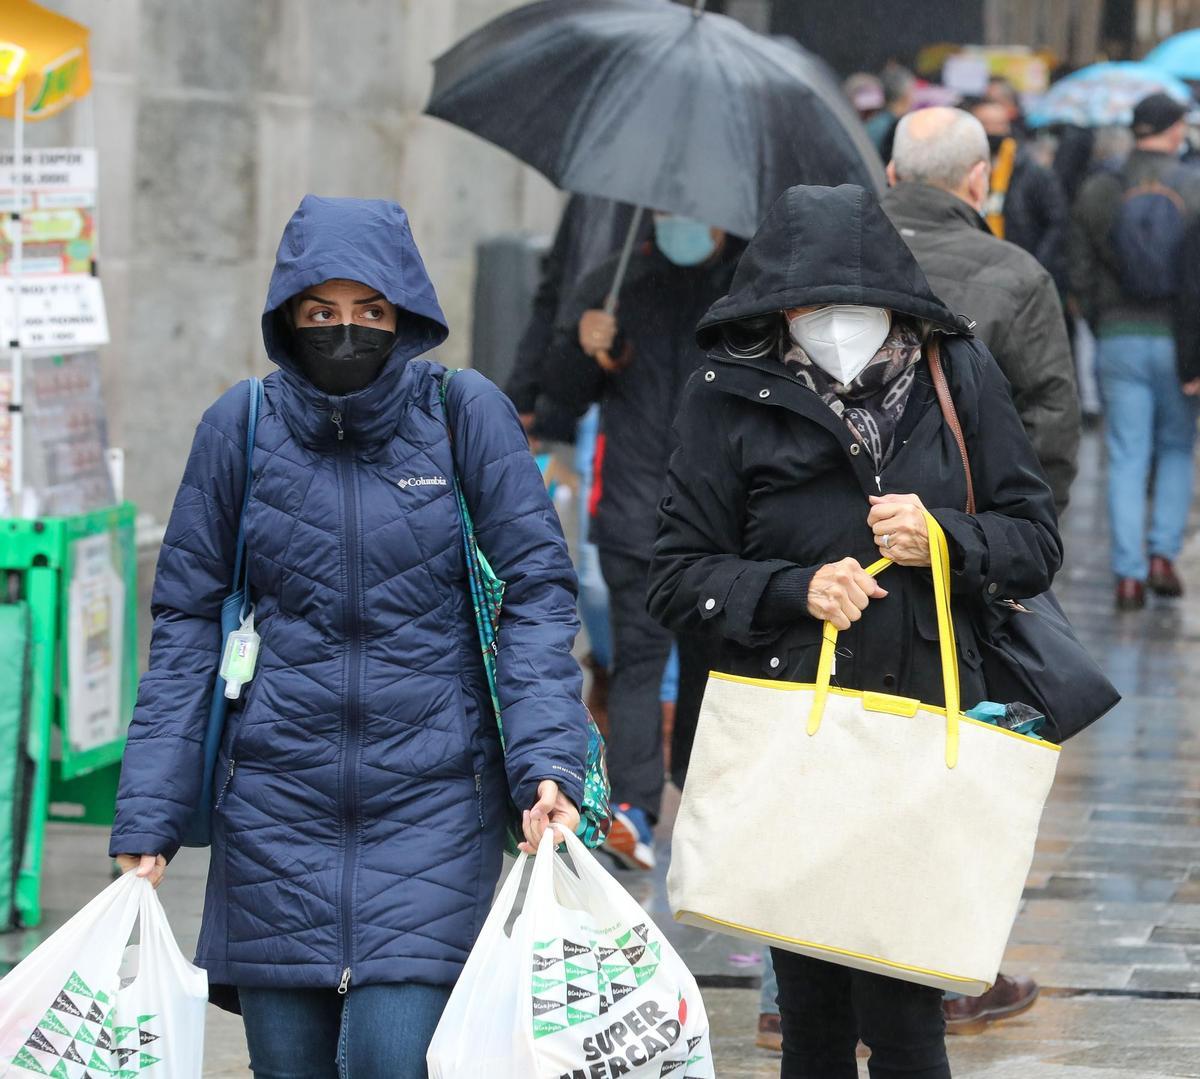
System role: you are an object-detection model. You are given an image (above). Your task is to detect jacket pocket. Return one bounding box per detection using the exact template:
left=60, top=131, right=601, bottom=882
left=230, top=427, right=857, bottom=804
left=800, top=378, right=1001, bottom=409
left=468, top=697, right=505, bottom=836
left=221, top=666, right=267, bottom=777
left=912, top=591, right=984, bottom=671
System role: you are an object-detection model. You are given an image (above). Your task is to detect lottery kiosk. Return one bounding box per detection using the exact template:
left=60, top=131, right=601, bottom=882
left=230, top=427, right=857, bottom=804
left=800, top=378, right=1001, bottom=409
left=1, top=1, right=136, bottom=930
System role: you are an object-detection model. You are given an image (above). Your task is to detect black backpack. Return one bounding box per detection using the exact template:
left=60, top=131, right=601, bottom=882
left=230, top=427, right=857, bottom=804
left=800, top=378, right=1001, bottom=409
left=1110, top=167, right=1190, bottom=301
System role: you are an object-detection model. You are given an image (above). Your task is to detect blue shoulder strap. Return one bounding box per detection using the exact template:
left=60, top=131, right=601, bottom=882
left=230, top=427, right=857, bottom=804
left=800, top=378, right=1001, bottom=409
left=230, top=378, right=263, bottom=602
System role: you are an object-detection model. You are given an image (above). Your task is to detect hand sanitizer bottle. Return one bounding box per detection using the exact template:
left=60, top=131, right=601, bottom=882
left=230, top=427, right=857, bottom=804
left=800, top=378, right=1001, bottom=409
left=220, top=610, right=260, bottom=700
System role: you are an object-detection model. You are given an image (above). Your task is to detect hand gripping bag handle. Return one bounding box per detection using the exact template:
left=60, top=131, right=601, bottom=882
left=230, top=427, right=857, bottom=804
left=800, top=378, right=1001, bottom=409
left=807, top=512, right=963, bottom=768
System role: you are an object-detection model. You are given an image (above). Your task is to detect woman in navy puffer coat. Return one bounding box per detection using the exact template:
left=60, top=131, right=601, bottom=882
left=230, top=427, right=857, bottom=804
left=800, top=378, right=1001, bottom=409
left=109, top=196, right=588, bottom=1076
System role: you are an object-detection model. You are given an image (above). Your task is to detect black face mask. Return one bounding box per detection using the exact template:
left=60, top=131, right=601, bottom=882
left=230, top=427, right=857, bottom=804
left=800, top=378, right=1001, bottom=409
left=986, top=133, right=1009, bottom=156
left=293, top=323, right=396, bottom=395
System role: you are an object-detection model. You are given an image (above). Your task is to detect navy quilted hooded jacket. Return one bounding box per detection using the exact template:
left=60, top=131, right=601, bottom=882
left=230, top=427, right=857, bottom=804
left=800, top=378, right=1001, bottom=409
left=109, top=196, right=587, bottom=1001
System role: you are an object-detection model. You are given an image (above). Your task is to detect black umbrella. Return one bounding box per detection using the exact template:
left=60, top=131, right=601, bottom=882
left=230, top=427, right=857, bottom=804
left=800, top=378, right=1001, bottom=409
left=427, top=0, right=883, bottom=305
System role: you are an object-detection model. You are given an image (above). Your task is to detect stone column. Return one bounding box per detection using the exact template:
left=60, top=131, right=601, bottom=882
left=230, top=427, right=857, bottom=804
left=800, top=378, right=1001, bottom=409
left=31, top=0, right=561, bottom=521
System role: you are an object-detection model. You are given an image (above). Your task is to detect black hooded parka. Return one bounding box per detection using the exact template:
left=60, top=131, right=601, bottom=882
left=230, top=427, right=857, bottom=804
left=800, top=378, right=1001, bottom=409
left=648, top=186, right=1063, bottom=710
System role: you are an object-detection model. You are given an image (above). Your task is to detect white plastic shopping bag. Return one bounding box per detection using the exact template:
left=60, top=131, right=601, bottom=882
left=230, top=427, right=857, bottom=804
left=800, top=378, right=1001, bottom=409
left=0, top=871, right=207, bottom=1078
left=428, top=825, right=714, bottom=1079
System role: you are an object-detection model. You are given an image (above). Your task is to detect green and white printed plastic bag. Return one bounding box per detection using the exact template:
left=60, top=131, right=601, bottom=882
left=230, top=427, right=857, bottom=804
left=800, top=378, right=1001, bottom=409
left=428, top=826, right=714, bottom=1078
left=0, top=871, right=207, bottom=1078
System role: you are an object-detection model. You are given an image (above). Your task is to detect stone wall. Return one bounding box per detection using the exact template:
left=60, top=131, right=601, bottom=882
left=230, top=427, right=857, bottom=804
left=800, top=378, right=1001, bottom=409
left=24, top=0, right=562, bottom=521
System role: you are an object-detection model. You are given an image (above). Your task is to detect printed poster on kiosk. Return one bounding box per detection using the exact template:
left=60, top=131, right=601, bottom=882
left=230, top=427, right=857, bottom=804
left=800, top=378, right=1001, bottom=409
left=66, top=530, right=125, bottom=755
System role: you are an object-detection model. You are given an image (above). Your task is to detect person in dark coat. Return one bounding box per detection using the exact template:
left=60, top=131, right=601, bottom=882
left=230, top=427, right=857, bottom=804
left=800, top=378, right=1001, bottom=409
left=109, top=196, right=587, bottom=1077
left=504, top=195, right=650, bottom=734
left=881, top=105, right=1070, bottom=1037
left=1049, top=123, right=1096, bottom=205
left=647, top=184, right=1062, bottom=1079
left=963, top=96, right=1069, bottom=289
left=504, top=194, right=643, bottom=442
left=539, top=215, right=741, bottom=872
left=882, top=106, right=1080, bottom=514
left=1070, top=94, right=1200, bottom=608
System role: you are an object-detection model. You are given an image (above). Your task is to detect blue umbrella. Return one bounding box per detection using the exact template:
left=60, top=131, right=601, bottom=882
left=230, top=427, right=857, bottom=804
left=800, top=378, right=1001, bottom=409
left=1146, top=29, right=1200, bottom=81
left=1026, top=61, right=1194, bottom=129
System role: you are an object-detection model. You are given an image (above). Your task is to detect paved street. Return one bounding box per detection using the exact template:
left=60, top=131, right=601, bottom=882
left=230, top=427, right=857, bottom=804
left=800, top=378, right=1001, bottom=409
left=3, top=430, right=1199, bottom=1077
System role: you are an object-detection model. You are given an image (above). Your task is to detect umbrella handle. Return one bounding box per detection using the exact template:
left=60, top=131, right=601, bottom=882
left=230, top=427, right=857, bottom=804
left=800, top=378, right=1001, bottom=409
left=602, top=206, right=646, bottom=317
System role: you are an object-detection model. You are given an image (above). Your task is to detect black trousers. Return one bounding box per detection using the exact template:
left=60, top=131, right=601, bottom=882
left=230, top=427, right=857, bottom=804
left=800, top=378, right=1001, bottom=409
left=597, top=549, right=674, bottom=820
left=772, top=950, right=951, bottom=1079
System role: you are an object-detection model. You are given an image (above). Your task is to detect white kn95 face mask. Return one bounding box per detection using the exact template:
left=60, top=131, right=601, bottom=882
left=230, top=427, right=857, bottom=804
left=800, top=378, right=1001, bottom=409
left=787, top=304, right=891, bottom=385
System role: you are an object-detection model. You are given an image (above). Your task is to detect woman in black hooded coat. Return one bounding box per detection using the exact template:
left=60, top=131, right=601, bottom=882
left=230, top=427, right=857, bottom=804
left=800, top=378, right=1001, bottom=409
left=647, top=185, right=1062, bottom=1078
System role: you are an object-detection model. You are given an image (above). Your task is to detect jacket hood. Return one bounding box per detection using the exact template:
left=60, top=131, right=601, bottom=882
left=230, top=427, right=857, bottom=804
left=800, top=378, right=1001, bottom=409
left=263, top=195, right=449, bottom=376
left=696, top=184, right=968, bottom=349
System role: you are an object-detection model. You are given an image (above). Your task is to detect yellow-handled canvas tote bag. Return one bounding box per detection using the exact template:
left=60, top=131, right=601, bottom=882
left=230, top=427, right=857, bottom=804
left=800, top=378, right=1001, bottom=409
left=668, top=513, right=1060, bottom=996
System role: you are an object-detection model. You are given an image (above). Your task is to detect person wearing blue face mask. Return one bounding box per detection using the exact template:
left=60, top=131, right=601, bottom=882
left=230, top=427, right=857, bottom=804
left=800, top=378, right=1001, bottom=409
left=539, top=210, right=741, bottom=873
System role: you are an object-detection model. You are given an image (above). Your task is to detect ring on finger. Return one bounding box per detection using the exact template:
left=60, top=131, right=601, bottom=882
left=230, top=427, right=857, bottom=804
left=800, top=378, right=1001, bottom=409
left=882, top=533, right=893, bottom=549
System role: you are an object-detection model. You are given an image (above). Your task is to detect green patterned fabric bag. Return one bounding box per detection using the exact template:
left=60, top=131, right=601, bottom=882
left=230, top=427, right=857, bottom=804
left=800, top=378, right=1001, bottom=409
left=440, top=372, right=611, bottom=853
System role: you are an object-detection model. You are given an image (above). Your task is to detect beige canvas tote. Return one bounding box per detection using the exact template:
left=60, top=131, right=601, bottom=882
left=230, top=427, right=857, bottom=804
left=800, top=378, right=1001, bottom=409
left=668, top=512, right=1060, bottom=995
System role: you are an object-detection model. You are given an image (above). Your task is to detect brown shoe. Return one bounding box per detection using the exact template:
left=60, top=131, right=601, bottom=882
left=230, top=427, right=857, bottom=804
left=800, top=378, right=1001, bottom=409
left=755, top=1012, right=782, bottom=1053
left=1148, top=556, right=1184, bottom=598
left=944, top=973, right=1039, bottom=1035
left=1115, top=578, right=1146, bottom=611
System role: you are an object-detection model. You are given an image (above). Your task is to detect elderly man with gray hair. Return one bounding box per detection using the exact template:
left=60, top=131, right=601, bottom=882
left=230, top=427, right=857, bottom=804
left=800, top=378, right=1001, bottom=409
left=878, top=106, right=1077, bottom=1039
left=881, top=107, right=1080, bottom=516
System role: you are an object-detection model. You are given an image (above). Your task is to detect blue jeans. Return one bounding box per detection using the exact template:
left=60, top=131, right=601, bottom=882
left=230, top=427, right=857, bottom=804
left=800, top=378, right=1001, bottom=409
left=1097, top=334, right=1198, bottom=580
left=238, top=983, right=451, bottom=1079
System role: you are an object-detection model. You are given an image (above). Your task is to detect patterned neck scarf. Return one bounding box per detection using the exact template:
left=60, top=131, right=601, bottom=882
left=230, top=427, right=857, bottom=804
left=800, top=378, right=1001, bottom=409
left=783, top=315, right=924, bottom=468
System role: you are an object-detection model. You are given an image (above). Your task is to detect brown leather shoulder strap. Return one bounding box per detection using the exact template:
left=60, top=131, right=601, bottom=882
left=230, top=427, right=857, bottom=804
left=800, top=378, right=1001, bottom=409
left=927, top=336, right=976, bottom=515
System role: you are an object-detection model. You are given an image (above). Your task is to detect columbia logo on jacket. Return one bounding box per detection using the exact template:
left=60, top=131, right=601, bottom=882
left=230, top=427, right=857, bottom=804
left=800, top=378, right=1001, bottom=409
left=397, top=475, right=448, bottom=490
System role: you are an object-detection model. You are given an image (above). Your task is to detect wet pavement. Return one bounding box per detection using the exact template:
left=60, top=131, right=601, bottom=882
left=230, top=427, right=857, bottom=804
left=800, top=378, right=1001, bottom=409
left=4, top=430, right=1200, bottom=1077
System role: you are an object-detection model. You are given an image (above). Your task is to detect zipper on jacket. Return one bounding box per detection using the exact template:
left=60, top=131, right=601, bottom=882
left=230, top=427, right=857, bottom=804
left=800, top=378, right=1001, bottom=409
left=214, top=760, right=236, bottom=811
left=338, top=967, right=352, bottom=995
left=875, top=474, right=882, bottom=493
left=331, top=408, right=345, bottom=441
left=337, top=446, right=364, bottom=994
left=475, top=774, right=484, bottom=830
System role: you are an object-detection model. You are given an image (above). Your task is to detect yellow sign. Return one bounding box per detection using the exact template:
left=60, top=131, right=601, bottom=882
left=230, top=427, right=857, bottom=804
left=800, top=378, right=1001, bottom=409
left=0, top=1, right=91, bottom=122
left=0, top=43, right=29, bottom=97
